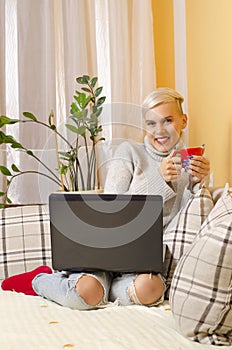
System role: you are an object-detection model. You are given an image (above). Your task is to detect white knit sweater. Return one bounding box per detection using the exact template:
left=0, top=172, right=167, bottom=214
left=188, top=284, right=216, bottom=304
left=104, top=136, right=193, bottom=226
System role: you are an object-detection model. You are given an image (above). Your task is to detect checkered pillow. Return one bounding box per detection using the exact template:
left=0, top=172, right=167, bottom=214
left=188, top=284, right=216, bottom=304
left=199, top=183, right=232, bottom=233
left=170, top=185, right=232, bottom=346
left=0, top=205, right=52, bottom=281
left=163, top=186, right=214, bottom=295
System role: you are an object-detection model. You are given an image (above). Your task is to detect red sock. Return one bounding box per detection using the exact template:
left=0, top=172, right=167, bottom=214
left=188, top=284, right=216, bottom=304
left=1, top=265, right=52, bottom=295
left=24, top=289, right=38, bottom=296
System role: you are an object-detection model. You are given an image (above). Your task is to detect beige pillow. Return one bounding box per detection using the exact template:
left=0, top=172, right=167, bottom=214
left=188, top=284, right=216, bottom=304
left=163, top=186, right=214, bottom=295
left=170, top=184, right=232, bottom=345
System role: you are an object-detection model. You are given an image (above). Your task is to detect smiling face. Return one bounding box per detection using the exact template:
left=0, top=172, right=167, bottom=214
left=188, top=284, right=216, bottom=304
left=144, top=101, right=187, bottom=153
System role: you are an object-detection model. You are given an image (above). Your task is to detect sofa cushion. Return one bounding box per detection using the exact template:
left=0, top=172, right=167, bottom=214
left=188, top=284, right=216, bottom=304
left=163, top=186, right=214, bottom=295
left=200, top=183, right=232, bottom=232
left=170, top=184, right=232, bottom=345
left=0, top=205, right=51, bottom=282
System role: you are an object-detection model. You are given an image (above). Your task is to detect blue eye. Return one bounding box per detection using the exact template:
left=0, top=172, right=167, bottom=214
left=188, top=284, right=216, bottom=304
left=164, top=119, right=172, bottom=124
left=146, top=121, right=156, bottom=127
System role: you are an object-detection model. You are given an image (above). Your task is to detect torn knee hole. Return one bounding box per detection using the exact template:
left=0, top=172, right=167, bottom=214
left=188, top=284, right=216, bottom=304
left=75, top=275, right=104, bottom=306
left=128, top=274, right=165, bottom=306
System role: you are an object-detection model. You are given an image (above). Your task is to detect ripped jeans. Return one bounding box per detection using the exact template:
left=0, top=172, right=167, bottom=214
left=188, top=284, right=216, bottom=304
left=32, top=271, right=165, bottom=310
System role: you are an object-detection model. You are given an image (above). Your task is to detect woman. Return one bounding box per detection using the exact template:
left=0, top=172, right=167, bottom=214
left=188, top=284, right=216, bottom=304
left=1, top=88, right=210, bottom=310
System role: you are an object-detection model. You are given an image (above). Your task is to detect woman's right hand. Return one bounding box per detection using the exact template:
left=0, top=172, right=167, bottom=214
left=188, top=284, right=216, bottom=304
left=159, top=154, right=182, bottom=182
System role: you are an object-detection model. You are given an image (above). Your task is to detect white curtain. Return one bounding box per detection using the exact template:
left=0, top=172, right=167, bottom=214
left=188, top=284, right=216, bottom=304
left=0, top=0, right=156, bottom=204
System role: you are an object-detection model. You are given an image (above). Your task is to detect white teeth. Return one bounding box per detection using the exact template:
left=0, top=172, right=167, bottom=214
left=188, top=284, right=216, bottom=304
left=155, top=137, right=169, bottom=145
left=156, top=137, right=168, bottom=141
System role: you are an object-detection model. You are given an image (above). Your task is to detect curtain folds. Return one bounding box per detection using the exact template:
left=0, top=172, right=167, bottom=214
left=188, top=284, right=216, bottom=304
left=0, top=0, right=156, bottom=204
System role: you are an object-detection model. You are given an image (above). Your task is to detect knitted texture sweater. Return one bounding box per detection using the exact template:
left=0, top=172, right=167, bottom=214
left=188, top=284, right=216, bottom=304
left=104, top=136, right=193, bottom=226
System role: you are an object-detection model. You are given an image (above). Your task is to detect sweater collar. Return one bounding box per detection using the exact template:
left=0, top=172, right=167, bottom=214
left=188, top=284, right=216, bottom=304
left=144, top=135, right=184, bottom=161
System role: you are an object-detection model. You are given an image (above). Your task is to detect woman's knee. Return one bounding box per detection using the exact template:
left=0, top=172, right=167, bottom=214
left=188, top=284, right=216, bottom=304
left=75, top=275, right=104, bottom=306
left=129, top=274, right=164, bottom=306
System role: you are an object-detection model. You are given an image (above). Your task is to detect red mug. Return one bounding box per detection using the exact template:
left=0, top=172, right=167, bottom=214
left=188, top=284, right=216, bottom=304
left=172, top=147, right=204, bottom=166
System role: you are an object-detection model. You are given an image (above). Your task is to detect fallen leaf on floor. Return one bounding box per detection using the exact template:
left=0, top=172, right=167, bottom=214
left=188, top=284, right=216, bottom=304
left=63, top=344, right=74, bottom=348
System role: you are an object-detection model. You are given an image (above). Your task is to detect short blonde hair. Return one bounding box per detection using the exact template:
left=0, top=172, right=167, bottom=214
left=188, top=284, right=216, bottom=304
left=142, top=87, right=184, bottom=117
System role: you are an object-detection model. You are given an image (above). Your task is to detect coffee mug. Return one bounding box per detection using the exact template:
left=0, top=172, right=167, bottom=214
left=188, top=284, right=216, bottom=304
left=172, top=147, right=204, bottom=167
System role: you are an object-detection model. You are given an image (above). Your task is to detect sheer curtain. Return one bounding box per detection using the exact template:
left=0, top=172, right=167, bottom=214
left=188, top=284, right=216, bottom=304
left=0, top=0, right=156, bottom=204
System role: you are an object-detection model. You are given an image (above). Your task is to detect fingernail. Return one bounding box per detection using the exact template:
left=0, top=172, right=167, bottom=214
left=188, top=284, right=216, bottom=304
left=187, top=156, right=193, bottom=159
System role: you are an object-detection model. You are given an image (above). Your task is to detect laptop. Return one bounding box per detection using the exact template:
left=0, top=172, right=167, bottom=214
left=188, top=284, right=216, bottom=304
left=49, top=193, right=163, bottom=273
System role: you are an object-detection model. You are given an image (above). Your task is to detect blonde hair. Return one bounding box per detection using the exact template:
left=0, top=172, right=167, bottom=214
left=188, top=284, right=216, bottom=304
left=142, top=87, right=184, bottom=117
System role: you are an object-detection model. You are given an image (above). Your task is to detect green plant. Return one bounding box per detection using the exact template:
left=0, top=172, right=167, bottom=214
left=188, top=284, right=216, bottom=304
left=0, top=74, right=106, bottom=207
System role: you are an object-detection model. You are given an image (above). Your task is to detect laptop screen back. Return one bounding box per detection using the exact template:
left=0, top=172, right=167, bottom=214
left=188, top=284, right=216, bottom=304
left=49, top=193, right=163, bottom=273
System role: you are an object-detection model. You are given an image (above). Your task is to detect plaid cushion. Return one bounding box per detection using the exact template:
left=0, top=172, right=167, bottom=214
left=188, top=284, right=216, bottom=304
left=0, top=205, right=51, bottom=281
left=163, top=186, right=214, bottom=295
left=170, top=185, right=232, bottom=345
left=200, top=183, right=232, bottom=233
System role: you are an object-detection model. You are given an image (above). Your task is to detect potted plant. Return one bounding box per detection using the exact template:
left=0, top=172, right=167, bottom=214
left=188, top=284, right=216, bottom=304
left=0, top=74, right=106, bottom=207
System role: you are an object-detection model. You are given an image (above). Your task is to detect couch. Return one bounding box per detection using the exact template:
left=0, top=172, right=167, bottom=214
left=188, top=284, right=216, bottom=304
left=0, top=184, right=232, bottom=350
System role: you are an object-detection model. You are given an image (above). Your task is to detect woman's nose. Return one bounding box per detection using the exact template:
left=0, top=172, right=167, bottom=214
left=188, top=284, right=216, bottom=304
left=155, top=122, right=165, bottom=133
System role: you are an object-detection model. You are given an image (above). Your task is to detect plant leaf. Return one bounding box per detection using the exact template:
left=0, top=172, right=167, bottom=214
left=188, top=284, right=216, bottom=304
left=70, top=102, right=81, bottom=115
left=94, top=86, right=103, bottom=97
left=0, top=192, right=5, bottom=196
left=91, top=107, right=103, bottom=118
left=11, top=164, right=20, bottom=172
left=65, top=124, right=80, bottom=134
left=76, top=93, right=85, bottom=109
left=0, top=166, right=12, bottom=176
left=77, top=93, right=90, bottom=109
left=76, top=125, right=86, bottom=137
left=96, top=96, right=106, bottom=107
left=74, top=109, right=88, bottom=121
left=76, top=77, right=85, bottom=84
left=84, top=96, right=92, bottom=108
left=0, top=131, right=24, bottom=149
left=11, top=142, right=24, bottom=149
left=0, top=131, right=7, bottom=144
left=81, top=87, right=92, bottom=93
left=6, top=197, right=12, bottom=204
left=82, top=75, right=90, bottom=83
left=59, top=164, right=68, bottom=175
left=26, top=150, right=34, bottom=156
left=23, top=112, right=37, bottom=121
left=76, top=75, right=90, bottom=85
left=90, top=77, right=98, bottom=88
left=0, top=116, right=20, bottom=128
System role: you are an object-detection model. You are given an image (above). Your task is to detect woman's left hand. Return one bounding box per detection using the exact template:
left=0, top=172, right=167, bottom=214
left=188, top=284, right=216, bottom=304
left=185, top=156, right=210, bottom=183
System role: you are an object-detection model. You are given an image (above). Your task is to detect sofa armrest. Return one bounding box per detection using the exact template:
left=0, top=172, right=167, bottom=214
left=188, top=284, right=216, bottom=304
left=0, top=204, right=51, bottom=281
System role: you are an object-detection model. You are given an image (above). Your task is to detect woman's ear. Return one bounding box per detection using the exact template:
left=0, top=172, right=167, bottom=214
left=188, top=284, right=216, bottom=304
left=182, top=114, right=188, bottom=129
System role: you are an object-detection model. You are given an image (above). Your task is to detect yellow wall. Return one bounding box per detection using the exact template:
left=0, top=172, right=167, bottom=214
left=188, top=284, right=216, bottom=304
left=152, top=0, right=175, bottom=88
left=152, top=0, right=232, bottom=187
left=186, top=0, right=232, bottom=186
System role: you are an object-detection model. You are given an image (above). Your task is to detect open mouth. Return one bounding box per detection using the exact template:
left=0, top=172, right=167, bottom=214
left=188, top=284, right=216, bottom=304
left=155, top=137, right=169, bottom=145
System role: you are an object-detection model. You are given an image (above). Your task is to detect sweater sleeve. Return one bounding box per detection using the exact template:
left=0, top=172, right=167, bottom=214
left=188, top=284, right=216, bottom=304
left=104, top=142, right=134, bottom=194
left=104, top=141, right=177, bottom=201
